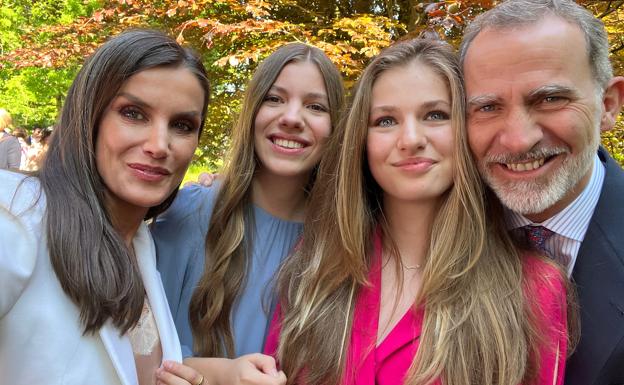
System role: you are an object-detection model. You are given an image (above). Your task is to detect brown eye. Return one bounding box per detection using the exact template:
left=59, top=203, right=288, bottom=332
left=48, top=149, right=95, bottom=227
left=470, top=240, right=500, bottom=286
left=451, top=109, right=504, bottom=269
left=263, top=95, right=282, bottom=103
left=172, top=120, right=196, bottom=133
left=478, top=104, right=496, bottom=113
left=121, top=107, right=145, bottom=121
left=308, top=103, right=328, bottom=113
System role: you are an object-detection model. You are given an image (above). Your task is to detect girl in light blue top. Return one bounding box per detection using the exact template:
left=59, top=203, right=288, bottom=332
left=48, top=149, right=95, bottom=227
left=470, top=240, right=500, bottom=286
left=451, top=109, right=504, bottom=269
left=153, top=42, right=344, bottom=385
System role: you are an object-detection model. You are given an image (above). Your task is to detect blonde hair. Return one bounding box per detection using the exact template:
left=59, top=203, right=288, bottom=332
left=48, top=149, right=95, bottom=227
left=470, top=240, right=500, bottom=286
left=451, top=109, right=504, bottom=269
left=0, top=109, right=13, bottom=131
left=276, top=38, right=567, bottom=385
left=189, top=42, right=344, bottom=357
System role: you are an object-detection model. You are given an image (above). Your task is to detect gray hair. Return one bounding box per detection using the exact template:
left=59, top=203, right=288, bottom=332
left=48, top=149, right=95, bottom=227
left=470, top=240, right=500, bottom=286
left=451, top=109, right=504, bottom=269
left=459, top=0, right=612, bottom=91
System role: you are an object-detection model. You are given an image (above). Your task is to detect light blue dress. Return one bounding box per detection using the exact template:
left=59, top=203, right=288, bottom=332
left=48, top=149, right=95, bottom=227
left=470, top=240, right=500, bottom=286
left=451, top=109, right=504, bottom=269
left=152, top=184, right=303, bottom=358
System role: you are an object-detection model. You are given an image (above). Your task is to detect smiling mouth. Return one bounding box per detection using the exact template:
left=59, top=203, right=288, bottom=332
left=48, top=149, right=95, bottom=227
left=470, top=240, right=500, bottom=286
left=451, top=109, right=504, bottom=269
left=272, top=138, right=305, bottom=149
left=504, top=158, right=546, bottom=172
left=500, top=154, right=559, bottom=172
left=129, top=163, right=171, bottom=176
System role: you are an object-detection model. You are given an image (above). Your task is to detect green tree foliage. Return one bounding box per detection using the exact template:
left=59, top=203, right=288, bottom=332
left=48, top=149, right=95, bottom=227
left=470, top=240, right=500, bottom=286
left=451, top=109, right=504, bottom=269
left=1, top=0, right=623, bottom=168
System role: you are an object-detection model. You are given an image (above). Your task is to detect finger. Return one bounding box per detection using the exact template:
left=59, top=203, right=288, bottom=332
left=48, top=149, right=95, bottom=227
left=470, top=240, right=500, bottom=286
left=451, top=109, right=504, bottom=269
left=198, top=172, right=214, bottom=186
left=276, top=371, right=287, bottom=385
left=156, top=367, right=190, bottom=385
left=161, top=361, right=204, bottom=385
left=244, top=353, right=279, bottom=376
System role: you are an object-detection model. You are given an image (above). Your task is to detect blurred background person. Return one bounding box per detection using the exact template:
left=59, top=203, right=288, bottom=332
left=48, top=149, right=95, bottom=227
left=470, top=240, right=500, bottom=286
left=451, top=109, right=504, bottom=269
left=0, top=108, right=21, bottom=170
left=11, top=127, right=31, bottom=170
left=25, top=126, right=53, bottom=170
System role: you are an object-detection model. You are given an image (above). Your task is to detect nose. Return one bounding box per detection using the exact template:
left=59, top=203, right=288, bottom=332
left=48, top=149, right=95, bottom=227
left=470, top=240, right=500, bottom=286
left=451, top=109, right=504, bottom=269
left=143, top=121, right=169, bottom=159
left=397, top=118, right=427, bottom=152
left=498, top=107, right=543, bottom=154
left=278, top=101, right=304, bottom=130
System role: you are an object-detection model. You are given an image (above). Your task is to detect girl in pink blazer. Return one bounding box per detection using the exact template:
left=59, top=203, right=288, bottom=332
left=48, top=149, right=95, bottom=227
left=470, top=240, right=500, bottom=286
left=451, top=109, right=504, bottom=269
left=265, top=38, right=573, bottom=385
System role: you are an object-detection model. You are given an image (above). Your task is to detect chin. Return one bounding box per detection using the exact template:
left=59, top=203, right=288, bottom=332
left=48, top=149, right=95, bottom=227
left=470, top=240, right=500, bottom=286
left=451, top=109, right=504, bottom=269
left=126, top=192, right=172, bottom=210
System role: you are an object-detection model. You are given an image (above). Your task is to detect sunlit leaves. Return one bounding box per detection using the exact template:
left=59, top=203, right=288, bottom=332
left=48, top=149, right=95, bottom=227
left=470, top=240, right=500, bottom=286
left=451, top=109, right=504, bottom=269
left=1, top=0, right=623, bottom=165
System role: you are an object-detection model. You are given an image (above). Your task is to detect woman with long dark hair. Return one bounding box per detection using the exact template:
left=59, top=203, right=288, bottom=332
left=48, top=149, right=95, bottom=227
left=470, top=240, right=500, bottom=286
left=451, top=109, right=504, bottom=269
left=0, top=29, right=210, bottom=385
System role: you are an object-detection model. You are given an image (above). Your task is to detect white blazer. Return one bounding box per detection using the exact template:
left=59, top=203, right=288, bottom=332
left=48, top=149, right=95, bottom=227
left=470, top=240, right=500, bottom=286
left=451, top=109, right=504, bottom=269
left=0, top=170, right=182, bottom=385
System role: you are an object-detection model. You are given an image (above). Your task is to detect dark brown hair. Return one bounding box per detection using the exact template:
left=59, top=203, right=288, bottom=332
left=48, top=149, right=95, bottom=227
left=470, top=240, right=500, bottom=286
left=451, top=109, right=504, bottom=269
left=39, top=29, right=210, bottom=334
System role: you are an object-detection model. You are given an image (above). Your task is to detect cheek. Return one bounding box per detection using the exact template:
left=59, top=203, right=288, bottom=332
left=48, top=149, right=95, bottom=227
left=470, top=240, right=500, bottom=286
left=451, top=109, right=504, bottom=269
left=545, top=107, right=598, bottom=149
left=253, top=113, right=268, bottom=146
left=366, top=133, right=388, bottom=175
left=311, top=115, right=332, bottom=140
left=172, top=136, right=199, bottom=166
left=94, top=125, right=117, bottom=174
left=254, top=106, right=271, bottom=133
left=466, top=122, right=489, bottom=158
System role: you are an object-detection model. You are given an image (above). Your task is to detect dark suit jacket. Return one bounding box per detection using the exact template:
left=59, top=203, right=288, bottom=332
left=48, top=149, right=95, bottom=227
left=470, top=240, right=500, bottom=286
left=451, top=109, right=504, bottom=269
left=565, top=148, right=624, bottom=385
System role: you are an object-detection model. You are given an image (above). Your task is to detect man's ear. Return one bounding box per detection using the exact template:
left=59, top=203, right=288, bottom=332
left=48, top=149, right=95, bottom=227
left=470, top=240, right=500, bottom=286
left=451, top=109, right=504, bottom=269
left=600, top=76, right=624, bottom=132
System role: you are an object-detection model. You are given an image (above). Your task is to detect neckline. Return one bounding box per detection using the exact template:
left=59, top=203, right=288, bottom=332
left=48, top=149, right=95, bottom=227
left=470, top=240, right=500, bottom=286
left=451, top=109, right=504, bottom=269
left=370, top=230, right=424, bottom=350
left=252, top=203, right=304, bottom=225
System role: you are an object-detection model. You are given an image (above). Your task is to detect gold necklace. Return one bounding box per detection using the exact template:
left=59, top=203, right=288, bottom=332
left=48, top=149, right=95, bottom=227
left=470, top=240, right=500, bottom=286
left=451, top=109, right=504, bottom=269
left=403, top=262, right=422, bottom=270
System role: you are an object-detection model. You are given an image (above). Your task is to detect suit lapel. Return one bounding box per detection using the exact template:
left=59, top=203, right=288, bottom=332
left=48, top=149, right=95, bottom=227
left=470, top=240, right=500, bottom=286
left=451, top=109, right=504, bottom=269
left=566, top=149, right=624, bottom=385
left=99, top=321, right=137, bottom=385
left=134, top=223, right=183, bottom=363
left=97, top=222, right=184, bottom=385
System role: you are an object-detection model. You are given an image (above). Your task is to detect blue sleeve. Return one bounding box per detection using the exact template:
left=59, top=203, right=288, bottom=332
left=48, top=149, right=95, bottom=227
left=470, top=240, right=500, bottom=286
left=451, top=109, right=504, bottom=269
left=151, top=184, right=219, bottom=356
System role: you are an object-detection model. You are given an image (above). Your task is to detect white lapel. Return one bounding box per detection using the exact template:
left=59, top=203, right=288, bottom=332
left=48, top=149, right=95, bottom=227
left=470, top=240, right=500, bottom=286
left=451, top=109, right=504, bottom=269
left=99, top=320, right=138, bottom=385
left=134, top=223, right=183, bottom=363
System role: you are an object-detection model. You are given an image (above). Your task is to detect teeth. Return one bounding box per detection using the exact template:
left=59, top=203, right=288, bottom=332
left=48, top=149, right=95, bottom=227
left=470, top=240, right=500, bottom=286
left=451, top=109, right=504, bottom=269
left=505, top=158, right=545, bottom=171
left=274, top=138, right=304, bottom=149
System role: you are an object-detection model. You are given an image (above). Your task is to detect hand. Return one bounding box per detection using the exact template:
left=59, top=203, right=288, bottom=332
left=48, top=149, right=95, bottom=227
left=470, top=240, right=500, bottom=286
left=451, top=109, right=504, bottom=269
left=183, top=172, right=219, bottom=188
left=198, top=172, right=218, bottom=187
left=156, top=361, right=204, bottom=385
left=184, top=353, right=287, bottom=385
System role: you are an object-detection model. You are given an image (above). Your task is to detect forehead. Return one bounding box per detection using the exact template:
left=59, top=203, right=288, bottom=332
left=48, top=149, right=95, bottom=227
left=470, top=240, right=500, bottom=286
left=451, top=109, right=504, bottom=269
left=462, top=16, right=595, bottom=97
left=118, top=66, right=205, bottom=109
left=274, top=61, right=325, bottom=88
left=371, top=61, right=450, bottom=103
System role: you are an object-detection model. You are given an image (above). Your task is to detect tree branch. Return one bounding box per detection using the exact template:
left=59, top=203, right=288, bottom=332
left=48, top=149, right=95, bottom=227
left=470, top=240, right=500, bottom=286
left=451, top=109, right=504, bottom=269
left=611, top=42, right=624, bottom=54
left=596, top=0, right=624, bottom=19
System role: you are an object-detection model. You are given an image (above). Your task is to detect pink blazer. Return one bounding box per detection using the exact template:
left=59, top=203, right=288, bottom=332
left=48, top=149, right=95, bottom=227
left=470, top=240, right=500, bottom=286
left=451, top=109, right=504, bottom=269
left=265, top=232, right=568, bottom=385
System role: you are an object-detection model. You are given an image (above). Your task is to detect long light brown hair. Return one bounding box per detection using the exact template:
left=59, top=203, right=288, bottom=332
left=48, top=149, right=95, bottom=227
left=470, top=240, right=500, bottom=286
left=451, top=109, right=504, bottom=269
left=275, top=38, right=570, bottom=385
left=39, top=29, right=210, bottom=334
left=189, top=42, right=344, bottom=357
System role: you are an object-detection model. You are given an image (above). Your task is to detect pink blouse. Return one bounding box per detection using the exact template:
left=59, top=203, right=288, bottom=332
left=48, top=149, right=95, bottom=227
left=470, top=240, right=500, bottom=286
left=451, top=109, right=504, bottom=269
left=265, top=232, right=568, bottom=385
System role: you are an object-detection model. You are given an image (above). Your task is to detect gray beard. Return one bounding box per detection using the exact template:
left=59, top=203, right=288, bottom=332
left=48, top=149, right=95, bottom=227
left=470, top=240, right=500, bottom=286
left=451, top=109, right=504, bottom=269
left=480, top=135, right=599, bottom=216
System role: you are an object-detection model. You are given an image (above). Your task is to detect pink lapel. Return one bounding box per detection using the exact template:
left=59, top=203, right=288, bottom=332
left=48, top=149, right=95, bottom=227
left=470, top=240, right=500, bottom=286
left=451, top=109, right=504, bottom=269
left=344, top=230, right=424, bottom=385
left=344, top=232, right=382, bottom=385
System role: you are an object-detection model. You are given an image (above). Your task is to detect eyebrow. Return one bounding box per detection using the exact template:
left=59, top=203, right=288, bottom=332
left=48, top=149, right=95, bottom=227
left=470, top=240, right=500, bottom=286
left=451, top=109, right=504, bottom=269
left=369, top=105, right=397, bottom=115
left=468, top=94, right=499, bottom=108
left=422, top=100, right=450, bottom=109
left=116, top=92, right=202, bottom=117
left=371, top=99, right=450, bottom=113
left=270, top=85, right=328, bottom=101
left=527, top=84, right=579, bottom=102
